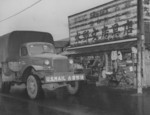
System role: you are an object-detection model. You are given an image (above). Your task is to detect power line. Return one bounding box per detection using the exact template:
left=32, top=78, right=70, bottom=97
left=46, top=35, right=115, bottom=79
left=0, top=0, right=42, bottom=23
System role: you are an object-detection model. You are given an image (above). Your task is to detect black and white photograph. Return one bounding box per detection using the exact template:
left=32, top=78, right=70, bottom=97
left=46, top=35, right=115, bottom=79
left=0, top=0, right=150, bottom=115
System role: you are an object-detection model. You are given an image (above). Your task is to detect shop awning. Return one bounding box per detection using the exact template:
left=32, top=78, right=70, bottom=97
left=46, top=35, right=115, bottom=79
left=65, top=39, right=137, bottom=55
left=60, top=50, right=77, bottom=55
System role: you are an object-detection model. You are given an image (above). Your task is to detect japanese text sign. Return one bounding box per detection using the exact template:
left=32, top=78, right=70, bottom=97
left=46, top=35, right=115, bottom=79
left=68, top=0, right=138, bottom=47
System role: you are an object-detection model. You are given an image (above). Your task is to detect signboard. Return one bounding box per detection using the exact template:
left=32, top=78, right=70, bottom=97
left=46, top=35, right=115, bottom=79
left=45, top=74, right=85, bottom=82
left=68, top=0, right=138, bottom=47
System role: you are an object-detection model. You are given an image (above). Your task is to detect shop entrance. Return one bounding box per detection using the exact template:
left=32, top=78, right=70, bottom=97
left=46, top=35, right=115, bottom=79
left=70, top=49, right=137, bottom=88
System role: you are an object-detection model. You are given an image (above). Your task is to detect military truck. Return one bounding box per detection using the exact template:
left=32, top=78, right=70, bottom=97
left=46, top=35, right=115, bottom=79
left=0, top=31, right=85, bottom=99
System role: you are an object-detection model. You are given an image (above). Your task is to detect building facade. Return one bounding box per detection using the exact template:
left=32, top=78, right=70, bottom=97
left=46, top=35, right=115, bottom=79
left=64, top=0, right=150, bottom=87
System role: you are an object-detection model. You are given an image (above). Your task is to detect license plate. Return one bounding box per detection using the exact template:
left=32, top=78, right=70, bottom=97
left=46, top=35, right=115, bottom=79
left=45, top=74, right=85, bottom=82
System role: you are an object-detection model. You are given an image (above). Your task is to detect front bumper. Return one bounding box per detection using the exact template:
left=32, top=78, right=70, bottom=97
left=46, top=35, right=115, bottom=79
left=42, top=82, right=67, bottom=91
left=44, top=72, right=85, bottom=83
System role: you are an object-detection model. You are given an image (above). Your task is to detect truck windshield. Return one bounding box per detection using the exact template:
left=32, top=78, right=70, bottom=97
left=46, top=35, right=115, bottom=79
left=29, top=43, right=55, bottom=55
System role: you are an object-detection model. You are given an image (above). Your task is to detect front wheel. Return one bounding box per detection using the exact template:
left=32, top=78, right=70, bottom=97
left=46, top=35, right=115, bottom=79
left=26, top=74, right=43, bottom=99
left=66, top=81, right=79, bottom=95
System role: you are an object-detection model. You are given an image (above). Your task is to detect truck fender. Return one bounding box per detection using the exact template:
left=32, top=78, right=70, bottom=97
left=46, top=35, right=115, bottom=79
left=22, top=66, right=42, bottom=82
left=2, top=71, right=15, bottom=82
left=21, top=65, right=40, bottom=76
left=32, top=65, right=45, bottom=71
left=2, top=62, right=13, bottom=76
left=1, top=63, right=15, bottom=82
left=8, top=62, right=22, bottom=72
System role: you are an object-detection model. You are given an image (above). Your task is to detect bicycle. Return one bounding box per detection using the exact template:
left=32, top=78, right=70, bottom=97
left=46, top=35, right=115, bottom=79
left=106, top=65, right=134, bottom=87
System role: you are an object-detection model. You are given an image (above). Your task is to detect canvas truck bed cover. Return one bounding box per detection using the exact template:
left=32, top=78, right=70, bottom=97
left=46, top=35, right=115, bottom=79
left=0, top=31, right=54, bottom=62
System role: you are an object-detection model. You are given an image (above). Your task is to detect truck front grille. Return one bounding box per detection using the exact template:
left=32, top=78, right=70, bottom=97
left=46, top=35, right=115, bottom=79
left=53, top=59, right=69, bottom=72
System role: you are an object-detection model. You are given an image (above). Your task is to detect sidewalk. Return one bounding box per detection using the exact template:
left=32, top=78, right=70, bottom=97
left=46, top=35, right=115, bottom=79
left=79, top=83, right=150, bottom=115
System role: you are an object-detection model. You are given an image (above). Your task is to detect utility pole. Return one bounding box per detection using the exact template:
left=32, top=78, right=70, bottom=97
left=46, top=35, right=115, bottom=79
left=137, top=0, right=145, bottom=94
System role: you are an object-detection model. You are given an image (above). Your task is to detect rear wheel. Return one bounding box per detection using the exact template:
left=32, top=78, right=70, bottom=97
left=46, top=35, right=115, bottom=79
left=1, top=82, right=11, bottom=93
left=26, top=74, right=43, bottom=99
left=66, top=81, right=79, bottom=95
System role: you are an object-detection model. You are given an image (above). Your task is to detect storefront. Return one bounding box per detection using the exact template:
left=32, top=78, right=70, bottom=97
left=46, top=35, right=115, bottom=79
left=64, top=0, right=150, bottom=88
left=64, top=39, right=138, bottom=87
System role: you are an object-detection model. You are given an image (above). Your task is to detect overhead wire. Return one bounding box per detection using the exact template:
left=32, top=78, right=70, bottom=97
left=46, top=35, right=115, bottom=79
left=0, top=0, right=42, bottom=23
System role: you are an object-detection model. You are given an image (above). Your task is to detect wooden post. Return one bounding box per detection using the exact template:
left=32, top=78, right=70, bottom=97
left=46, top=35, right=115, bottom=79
left=137, top=0, right=145, bottom=94
left=105, top=52, right=109, bottom=72
left=142, top=35, right=146, bottom=87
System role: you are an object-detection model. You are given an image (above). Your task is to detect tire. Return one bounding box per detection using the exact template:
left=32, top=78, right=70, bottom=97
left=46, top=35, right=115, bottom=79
left=66, top=81, right=79, bottom=95
left=26, top=74, right=43, bottom=99
left=1, top=82, right=11, bottom=93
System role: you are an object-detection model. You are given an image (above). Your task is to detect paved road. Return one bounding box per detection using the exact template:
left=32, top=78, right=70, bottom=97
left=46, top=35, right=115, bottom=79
left=0, top=84, right=150, bottom=115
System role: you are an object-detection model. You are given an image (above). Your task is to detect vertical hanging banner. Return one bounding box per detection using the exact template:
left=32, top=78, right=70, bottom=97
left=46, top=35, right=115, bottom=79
left=143, top=0, right=150, bottom=20
left=143, top=0, right=150, bottom=44
left=68, top=0, right=138, bottom=47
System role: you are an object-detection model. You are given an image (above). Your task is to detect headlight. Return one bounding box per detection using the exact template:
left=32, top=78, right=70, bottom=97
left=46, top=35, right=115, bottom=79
left=44, top=60, right=50, bottom=65
left=69, top=59, right=74, bottom=64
